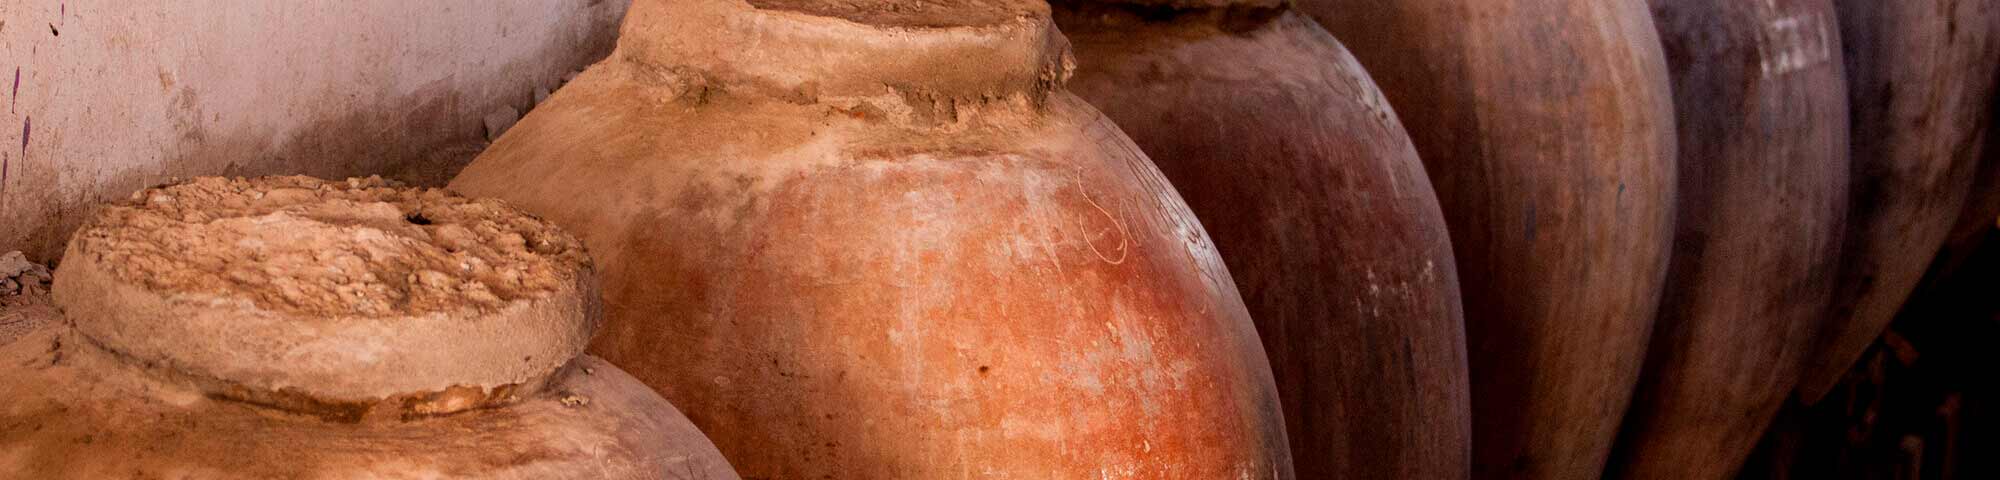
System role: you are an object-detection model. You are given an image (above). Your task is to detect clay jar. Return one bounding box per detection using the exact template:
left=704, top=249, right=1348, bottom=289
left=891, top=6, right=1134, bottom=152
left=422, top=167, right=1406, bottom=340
left=1053, top=2, right=1469, bottom=478
left=1302, top=0, right=1677, bottom=478
left=0, top=176, right=737, bottom=479
left=1927, top=99, right=2000, bottom=290
left=1604, top=1, right=1849, bottom=478
left=448, top=0, right=1293, bottom=477
left=1794, top=0, right=2000, bottom=404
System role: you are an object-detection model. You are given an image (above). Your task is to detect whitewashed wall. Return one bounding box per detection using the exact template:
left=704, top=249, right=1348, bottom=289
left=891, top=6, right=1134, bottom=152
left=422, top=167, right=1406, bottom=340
left=0, top=0, right=631, bottom=261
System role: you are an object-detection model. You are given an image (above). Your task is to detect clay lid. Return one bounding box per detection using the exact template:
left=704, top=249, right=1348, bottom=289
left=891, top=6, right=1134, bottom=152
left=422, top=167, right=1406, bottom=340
left=613, top=0, right=1074, bottom=105
left=54, top=176, right=599, bottom=420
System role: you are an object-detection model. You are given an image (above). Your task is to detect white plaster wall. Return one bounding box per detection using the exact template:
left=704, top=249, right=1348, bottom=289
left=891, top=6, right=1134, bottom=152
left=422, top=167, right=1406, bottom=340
left=0, top=0, right=631, bottom=261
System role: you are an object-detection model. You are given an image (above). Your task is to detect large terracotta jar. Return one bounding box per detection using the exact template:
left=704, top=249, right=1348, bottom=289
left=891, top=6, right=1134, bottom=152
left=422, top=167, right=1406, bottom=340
left=1301, top=0, right=1677, bottom=477
left=1794, top=0, right=2000, bottom=404
left=0, top=176, right=737, bottom=479
left=1054, top=1, right=1470, bottom=478
left=447, top=0, right=1293, bottom=477
left=1604, top=1, right=1849, bottom=478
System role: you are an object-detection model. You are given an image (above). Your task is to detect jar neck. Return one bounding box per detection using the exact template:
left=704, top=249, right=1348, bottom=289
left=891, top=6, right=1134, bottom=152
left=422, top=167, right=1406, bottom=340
left=612, top=0, right=1075, bottom=108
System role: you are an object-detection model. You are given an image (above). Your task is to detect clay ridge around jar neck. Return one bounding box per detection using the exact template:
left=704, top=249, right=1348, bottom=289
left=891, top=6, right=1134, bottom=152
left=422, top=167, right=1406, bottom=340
left=611, top=0, right=1076, bottom=121
left=57, top=327, right=572, bottom=424
left=47, top=176, right=602, bottom=424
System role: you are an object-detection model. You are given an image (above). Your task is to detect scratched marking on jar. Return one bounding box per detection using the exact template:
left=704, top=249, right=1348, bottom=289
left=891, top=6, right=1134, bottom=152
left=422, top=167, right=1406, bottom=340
left=1758, top=12, right=1834, bottom=77
left=1075, top=165, right=1129, bottom=265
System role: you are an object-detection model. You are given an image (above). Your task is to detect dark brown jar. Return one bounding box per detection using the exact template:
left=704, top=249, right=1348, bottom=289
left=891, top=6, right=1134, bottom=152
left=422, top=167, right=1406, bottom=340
left=1795, top=0, right=2000, bottom=404
left=1302, top=0, right=1679, bottom=477
left=0, top=176, right=737, bottom=479
left=448, top=0, right=1294, bottom=477
left=1605, top=1, right=1850, bottom=478
left=1054, top=1, right=1470, bottom=478
left=1927, top=100, right=2000, bottom=291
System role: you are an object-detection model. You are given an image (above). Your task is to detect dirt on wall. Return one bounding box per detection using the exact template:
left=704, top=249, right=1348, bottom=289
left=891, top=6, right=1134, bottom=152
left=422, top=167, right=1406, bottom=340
left=0, top=0, right=631, bottom=263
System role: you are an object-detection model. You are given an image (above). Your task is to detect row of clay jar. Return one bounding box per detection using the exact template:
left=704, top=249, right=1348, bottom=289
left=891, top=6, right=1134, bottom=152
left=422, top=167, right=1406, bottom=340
left=3, top=0, right=1996, bottom=478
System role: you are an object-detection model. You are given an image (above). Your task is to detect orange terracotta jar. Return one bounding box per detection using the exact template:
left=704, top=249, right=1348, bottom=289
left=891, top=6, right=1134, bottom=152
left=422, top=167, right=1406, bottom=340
left=1606, top=1, right=1850, bottom=478
left=449, top=0, right=1293, bottom=477
left=1303, top=0, right=1679, bottom=477
left=0, top=176, right=737, bottom=479
left=1054, top=1, right=1470, bottom=478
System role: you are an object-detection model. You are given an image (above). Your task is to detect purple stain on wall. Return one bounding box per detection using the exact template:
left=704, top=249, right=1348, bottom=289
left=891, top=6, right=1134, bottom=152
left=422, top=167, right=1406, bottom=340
left=11, top=67, right=18, bottom=114
left=1, top=116, right=21, bottom=194
left=3, top=117, right=15, bottom=192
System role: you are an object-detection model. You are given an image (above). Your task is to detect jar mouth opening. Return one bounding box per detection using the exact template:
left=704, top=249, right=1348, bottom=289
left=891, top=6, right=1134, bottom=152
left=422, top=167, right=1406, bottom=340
left=68, top=176, right=593, bottom=320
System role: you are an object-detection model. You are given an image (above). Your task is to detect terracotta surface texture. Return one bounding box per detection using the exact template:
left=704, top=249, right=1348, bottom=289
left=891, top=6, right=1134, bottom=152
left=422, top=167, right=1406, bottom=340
left=1057, top=3, right=1471, bottom=479
left=450, top=0, right=1295, bottom=477
left=0, top=176, right=737, bottom=479
left=1606, top=1, right=1850, bottom=478
left=1304, top=0, right=1679, bottom=478
left=1796, top=0, right=2000, bottom=404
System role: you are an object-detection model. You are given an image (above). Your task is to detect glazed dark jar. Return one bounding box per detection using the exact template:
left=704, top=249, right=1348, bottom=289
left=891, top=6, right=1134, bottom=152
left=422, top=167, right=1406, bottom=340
left=448, top=0, right=1294, bottom=477
left=1302, top=0, right=1679, bottom=477
left=1054, top=1, right=1471, bottom=478
left=0, top=176, right=738, bottom=478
